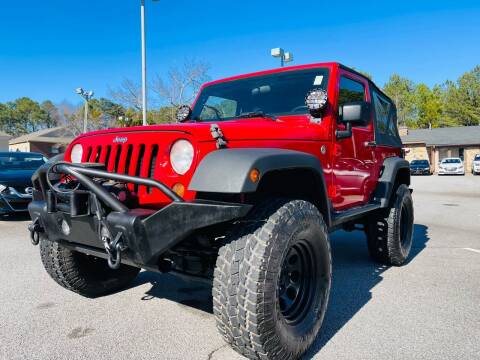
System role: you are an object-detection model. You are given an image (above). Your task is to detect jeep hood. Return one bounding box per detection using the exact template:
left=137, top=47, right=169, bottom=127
left=75, top=116, right=323, bottom=144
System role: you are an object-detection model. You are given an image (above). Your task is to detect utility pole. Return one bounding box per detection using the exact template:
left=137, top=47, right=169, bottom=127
left=141, top=0, right=147, bottom=126
left=271, top=48, right=294, bottom=67
left=140, top=0, right=159, bottom=126
left=75, top=88, right=94, bottom=133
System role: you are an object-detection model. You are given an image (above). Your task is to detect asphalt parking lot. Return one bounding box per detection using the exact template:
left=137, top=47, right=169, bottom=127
left=0, top=176, right=479, bottom=360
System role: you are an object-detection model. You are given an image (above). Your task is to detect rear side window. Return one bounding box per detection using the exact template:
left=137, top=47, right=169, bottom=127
left=371, top=88, right=402, bottom=147
left=338, top=77, right=365, bottom=107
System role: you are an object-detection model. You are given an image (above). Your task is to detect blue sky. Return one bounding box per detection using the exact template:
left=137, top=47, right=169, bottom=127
left=1, top=0, right=479, bottom=104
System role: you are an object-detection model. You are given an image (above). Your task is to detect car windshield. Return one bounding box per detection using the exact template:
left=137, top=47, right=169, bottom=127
left=475, top=155, right=480, bottom=161
left=0, top=153, right=47, bottom=170
left=442, top=158, right=461, bottom=164
left=191, top=68, right=330, bottom=122
left=411, top=160, right=429, bottom=165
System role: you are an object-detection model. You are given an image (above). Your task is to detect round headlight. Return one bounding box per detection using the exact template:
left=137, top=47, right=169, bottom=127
left=170, top=140, right=194, bottom=175
left=70, top=144, right=83, bottom=163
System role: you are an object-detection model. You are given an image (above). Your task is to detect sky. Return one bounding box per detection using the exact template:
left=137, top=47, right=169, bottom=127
left=1, top=0, right=479, bottom=105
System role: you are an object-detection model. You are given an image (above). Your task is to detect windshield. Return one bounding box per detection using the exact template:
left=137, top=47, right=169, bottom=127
left=0, top=153, right=47, bottom=170
left=441, top=158, right=461, bottom=164
left=475, top=155, right=480, bottom=161
left=411, top=160, right=429, bottom=165
left=191, top=68, right=330, bottom=122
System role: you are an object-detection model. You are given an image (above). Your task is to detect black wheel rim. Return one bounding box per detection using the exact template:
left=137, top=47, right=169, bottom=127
left=278, top=241, right=316, bottom=325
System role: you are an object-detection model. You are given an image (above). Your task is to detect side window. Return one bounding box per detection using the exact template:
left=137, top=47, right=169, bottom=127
left=373, top=92, right=391, bottom=134
left=372, top=88, right=402, bottom=147
left=338, top=76, right=365, bottom=107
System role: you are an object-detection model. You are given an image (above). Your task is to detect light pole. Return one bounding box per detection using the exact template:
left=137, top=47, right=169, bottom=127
left=75, top=88, right=94, bottom=133
left=271, top=48, right=294, bottom=67
left=140, top=0, right=159, bottom=126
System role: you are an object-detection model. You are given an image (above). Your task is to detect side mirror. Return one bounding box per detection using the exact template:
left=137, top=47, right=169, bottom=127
left=175, top=105, right=192, bottom=122
left=336, top=101, right=370, bottom=139
left=340, top=101, right=370, bottom=125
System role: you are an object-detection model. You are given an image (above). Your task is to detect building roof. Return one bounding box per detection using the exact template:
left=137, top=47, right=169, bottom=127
left=0, top=131, right=11, bottom=139
left=401, top=126, right=480, bottom=146
left=9, top=126, right=75, bottom=145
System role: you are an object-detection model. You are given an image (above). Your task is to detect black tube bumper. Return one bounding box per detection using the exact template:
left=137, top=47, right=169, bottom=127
left=29, top=198, right=250, bottom=267
left=28, top=161, right=251, bottom=268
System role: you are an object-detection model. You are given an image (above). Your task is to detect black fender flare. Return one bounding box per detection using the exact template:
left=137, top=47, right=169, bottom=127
left=373, top=157, right=410, bottom=207
left=189, top=148, right=330, bottom=225
left=190, top=148, right=326, bottom=193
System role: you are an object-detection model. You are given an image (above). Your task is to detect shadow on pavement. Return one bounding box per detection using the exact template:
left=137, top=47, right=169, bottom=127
left=129, top=224, right=429, bottom=352
left=304, top=223, right=429, bottom=358
left=133, top=271, right=213, bottom=314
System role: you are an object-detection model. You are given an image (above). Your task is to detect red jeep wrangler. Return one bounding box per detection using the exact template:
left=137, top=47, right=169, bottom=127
left=28, top=62, right=413, bottom=360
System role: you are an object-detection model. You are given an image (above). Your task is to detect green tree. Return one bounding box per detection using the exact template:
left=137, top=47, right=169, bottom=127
left=413, top=84, right=443, bottom=128
left=443, top=66, right=480, bottom=126
left=383, top=74, right=415, bottom=127
left=40, top=100, right=61, bottom=128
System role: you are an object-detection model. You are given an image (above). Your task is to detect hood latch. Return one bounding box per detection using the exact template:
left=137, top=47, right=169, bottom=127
left=210, top=124, right=228, bottom=149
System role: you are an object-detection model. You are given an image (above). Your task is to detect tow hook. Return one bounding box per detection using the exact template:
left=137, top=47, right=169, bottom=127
left=101, top=228, right=127, bottom=270
left=28, top=220, right=44, bottom=246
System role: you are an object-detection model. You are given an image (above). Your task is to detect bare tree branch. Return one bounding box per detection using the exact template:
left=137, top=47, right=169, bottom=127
left=109, top=79, right=143, bottom=111
left=152, top=58, right=210, bottom=108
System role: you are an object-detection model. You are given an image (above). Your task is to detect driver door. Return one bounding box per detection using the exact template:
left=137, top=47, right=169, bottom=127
left=332, top=71, right=376, bottom=211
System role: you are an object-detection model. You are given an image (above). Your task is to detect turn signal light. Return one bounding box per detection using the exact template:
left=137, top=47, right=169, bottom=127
left=249, top=168, right=260, bottom=183
left=172, top=183, right=185, bottom=197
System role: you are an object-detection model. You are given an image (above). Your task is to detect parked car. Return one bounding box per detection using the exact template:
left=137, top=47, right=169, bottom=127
left=0, top=152, right=47, bottom=214
left=438, top=157, right=465, bottom=175
left=472, top=154, right=480, bottom=175
left=410, top=159, right=432, bottom=175
left=27, top=62, right=414, bottom=360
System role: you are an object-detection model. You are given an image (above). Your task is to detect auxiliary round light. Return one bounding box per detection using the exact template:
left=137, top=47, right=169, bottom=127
left=305, top=88, right=328, bottom=115
left=70, top=144, right=84, bottom=163
left=170, top=140, right=194, bottom=175
left=175, top=105, right=192, bottom=123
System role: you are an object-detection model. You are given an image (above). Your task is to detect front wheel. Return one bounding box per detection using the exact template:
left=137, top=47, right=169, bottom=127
left=365, top=184, right=414, bottom=266
left=40, top=238, right=140, bottom=297
left=213, top=199, right=332, bottom=360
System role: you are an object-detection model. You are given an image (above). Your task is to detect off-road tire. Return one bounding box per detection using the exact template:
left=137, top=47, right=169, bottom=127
left=40, top=238, right=140, bottom=297
left=213, top=199, right=332, bottom=360
left=365, top=184, right=414, bottom=266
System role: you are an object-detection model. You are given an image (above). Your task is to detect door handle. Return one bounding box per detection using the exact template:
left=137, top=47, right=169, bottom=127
left=365, top=141, right=377, bottom=147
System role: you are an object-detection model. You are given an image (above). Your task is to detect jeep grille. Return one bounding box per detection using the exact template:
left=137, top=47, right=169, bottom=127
left=83, top=143, right=159, bottom=194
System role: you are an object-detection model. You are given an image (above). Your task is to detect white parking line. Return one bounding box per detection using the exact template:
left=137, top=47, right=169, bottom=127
left=463, top=248, right=480, bottom=254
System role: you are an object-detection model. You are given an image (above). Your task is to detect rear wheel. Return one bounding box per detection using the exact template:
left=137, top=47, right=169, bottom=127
left=40, top=238, right=140, bottom=297
left=365, top=184, right=414, bottom=266
left=213, top=199, right=331, bottom=360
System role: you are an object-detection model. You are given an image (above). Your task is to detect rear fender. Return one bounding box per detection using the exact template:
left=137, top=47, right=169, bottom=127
left=373, top=157, right=410, bottom=207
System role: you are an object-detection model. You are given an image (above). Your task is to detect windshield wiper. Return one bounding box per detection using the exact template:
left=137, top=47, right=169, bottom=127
left=237, top=111, right=278, bottom=121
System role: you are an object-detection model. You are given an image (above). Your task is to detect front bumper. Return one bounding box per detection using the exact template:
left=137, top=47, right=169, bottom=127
left=0, top=193, right=31, bottom=214
left=28, top=162, right=251, bottom=268
left=438, top=168, right=465, bottom=175
left=410, top=168, right=430, bottom=175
